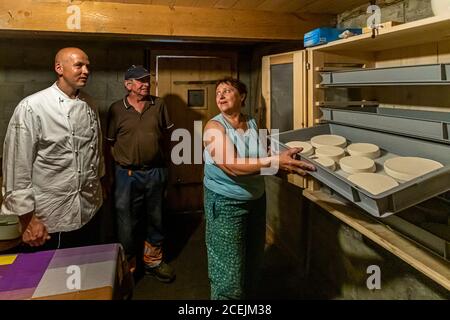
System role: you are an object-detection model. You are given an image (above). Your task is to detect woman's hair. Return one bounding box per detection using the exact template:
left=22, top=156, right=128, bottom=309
left=215, top=77, right=247, bottom=106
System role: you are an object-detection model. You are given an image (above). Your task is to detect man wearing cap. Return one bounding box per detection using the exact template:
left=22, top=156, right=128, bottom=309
left=106, top=65, right=175, bottom=283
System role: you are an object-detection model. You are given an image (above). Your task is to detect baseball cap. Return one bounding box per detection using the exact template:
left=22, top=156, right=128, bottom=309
left=124, top=65, right=150, bottom=80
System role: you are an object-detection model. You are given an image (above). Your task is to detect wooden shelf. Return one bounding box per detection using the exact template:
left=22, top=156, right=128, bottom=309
left=311, top=14, right=450, bottom=52
left=303, top=189, right=450, bottom=291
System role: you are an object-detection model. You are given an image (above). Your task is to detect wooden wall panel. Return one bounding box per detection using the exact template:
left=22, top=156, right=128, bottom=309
left=438, top=39, right=450, bottom=63
left=261, top=55, right=271, bottom=130
left=375, top=43, right=438, bottom=68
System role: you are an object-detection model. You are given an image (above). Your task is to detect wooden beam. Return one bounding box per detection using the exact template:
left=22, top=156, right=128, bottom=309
left=0, top=0, right=332, bottom=41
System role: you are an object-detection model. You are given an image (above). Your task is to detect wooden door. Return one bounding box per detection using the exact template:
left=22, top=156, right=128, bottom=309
left=262, top=50, right=309, bottom=189
left=261, top=50, right=308, bottom=132
left=153, top=54, right=236, bottom=213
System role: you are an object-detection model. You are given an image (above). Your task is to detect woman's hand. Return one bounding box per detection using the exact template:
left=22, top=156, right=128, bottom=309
left=278, top=148, right=316, bottom=175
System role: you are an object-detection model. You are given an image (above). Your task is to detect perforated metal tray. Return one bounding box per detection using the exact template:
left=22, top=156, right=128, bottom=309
left=273, top=123, right=450, bottom=218
left=321, top=106, right=450, bottom=143
left=320, top=63, right=450, bottom=86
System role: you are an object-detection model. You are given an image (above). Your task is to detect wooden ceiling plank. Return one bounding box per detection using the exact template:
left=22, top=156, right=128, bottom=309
left=0, top=0, right=332, bottom=41
left=256, top=0, right=291, bottom=12
left=214, top=0, right=239, bottom=9
left=74, top=0, right=369, bottom=15
left=191, top=0, right=217, bottom=8
left=174, top=0, right=199, bottom=6
left=232, top=0, right=266, bottom=10
left=152, top=0, right=174, bottom=5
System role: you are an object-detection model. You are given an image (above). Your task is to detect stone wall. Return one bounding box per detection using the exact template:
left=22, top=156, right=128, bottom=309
left=338, top=0, right=433, bottom=28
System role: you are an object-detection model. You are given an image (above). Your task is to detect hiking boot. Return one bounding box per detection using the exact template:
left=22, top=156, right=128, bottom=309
left=144, top=262, right=175, bottom=283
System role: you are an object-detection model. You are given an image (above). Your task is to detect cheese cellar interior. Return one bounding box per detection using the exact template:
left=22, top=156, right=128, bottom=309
left=0, top=0, right=448, bottom=302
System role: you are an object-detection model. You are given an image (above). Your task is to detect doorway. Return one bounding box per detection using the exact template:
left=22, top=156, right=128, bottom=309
left=152, top=52, right=237, bottom=212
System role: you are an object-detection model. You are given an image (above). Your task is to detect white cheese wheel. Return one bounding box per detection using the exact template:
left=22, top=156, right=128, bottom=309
left=0, top=216, right=21, bottom=241
left=315, top=146, right=345, bottom=162
left=348, top=173, right=399, bottom=195
left=339, top=156, right=376, bottom=174
left=285, top=141, right=314, bottom=156
left=314, top=157, right=336, bottom=171
left=347, top=143, right=381, bottom=159
left=384, top=157, right=444, bottom=181
left=311, top=134, right=347, bottom=148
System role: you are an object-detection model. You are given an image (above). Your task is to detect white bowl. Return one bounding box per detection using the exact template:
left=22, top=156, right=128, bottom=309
left=0, top=216, right=21, bottom=241
left=431, top=0, right=450, bottom=15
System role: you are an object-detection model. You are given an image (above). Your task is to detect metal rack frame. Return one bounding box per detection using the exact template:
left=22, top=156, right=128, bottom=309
left=320, top=63, right=450, bottom=87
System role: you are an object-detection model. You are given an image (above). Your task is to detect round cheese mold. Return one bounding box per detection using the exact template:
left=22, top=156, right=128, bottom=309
left=311, top=134, right=347, bottom=148
left=347, top=143, right=380, bottom=159
left=315, top=146, right=345, bottom=162
left=314, top=157, right=336, bottom=171
left=384, top=157, right=444, bottom=181
left=348, top=173, right=399, bottom=195
left=285, top=141, right=314, bottom=156
left=339, top=156, right=376, bottom=174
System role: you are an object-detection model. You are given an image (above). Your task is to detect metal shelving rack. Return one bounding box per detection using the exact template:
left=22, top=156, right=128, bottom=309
left=319, top=63, right=450, bottom=87
left=300, top=14, right=450, bottom=264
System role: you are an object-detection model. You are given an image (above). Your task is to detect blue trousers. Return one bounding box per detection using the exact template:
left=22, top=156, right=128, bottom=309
left=114, top=165, right=168, bottom=258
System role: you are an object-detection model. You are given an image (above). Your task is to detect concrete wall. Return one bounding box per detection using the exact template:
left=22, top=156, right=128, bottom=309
left=0, top=36, right=251, bottom=243
left=265, top=176, right=449, bottom=299
left=265, top=176, right=308, bottom=271
left=0, top=39, right=250, bottom=155
left=306, top=203, right=449, bottom=299
left=338, top=0, right=433, bottom=28
left=0, top=39, right=146, bottom=154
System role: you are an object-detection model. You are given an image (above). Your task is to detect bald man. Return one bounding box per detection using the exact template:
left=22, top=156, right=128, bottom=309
left=1, top=47, right=105, bottom=251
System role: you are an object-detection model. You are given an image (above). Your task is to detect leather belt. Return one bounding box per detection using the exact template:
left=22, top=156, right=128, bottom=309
left=117, top=163, right=153, bottom=171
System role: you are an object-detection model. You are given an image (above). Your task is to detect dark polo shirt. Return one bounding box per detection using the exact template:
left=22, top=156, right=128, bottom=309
left=106, top=95, right=173, bottom=168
